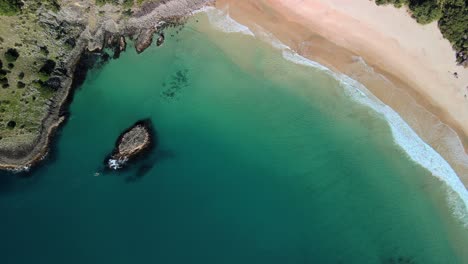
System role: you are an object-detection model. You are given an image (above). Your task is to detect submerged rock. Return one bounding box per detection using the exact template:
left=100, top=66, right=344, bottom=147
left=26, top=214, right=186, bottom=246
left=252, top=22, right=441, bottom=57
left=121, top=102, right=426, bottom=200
left=105, top=119, right=154, bottom=170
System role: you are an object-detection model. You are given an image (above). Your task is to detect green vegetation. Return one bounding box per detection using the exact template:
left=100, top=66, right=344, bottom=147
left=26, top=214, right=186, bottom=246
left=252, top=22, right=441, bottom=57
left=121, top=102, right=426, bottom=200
left=0, top=77, right=8, bottom=85
left=375, top=0, right=468, bottom=65
left=95, top=0, right=160, bottom=7
left=96, top=0, right=136, bottom=8
left=5, top=48, right=19, bottom=62
left=0, top=0, right=60, bottom=15
left=96, top=0, right=117, bottom=6
left=96, top=0, right=124, bottom=6
left=123, top=0, right=135, bottom=8
left=0, top=0, right=22, bottom=16
left=39, top=59, right=56, bottom=76
left=123, top=8, right=134, bottom=17
left=0, top=2, right=66, bottom=147
left=136, top=0, right=164, bottom=5
left=6, top=121, right=16, bottom=129
left=26, top=0, right=60, bottom=13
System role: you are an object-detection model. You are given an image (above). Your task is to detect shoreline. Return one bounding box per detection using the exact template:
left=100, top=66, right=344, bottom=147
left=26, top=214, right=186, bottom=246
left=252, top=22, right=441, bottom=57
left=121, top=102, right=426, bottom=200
left=215, top=0, right=468, bottom=187
left=0, top=0, right=213, bottom=173
left=2, top=0, right=466, bottom=193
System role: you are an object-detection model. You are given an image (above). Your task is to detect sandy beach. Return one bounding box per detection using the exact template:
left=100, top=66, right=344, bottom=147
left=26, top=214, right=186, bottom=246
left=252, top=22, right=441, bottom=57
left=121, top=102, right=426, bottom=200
left=215, top=0, right=468, bottom=185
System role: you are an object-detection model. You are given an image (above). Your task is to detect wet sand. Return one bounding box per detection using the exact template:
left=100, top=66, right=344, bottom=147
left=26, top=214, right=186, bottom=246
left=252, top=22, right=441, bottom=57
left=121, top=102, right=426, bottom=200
left=215, top=0, right=468, bottom=185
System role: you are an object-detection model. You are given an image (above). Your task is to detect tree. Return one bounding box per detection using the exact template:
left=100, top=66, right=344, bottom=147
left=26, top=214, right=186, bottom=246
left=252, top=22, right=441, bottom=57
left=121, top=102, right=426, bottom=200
left=0, top=0, right=22, bottom=16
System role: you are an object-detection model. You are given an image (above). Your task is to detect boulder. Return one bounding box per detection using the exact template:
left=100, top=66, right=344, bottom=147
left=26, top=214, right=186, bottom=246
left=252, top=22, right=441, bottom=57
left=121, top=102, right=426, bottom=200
left=135, top=28, right=156, bottom=53
left=156, top=33, right=165, bottom=47
left=119, top=36, right=126, bottom=52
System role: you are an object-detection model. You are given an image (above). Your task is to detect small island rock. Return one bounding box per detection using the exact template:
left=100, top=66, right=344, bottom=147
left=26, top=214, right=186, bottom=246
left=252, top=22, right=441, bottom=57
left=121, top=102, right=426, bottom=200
left=105, top=119, right=154, bottom=170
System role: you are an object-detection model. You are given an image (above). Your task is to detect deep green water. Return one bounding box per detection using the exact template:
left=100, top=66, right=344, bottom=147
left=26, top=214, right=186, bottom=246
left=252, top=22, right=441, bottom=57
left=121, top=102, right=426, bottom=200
left=1, top=13, right=468, bottom=264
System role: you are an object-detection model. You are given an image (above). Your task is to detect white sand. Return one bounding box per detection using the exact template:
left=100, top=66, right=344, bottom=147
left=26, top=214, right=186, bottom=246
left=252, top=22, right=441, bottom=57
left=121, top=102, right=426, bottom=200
left=269, top=0, right=468, bottom=141
left=216, top=0, right=468, bottom=184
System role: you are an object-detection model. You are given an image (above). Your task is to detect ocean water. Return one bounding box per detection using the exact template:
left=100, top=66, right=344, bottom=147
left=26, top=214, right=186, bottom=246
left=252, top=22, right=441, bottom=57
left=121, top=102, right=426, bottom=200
left=1, top=11, right=468, bottom=264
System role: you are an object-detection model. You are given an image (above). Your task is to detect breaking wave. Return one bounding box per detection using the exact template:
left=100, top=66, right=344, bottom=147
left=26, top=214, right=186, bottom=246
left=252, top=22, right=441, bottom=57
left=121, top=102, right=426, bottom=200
left=193, top=6, right=255, bottom=36
left=194, top=6, right=468, bottom=227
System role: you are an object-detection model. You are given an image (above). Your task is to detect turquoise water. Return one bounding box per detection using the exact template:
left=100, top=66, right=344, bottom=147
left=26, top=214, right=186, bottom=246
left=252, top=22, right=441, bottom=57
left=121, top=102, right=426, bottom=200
left=1, top=13, right=468, bottom=263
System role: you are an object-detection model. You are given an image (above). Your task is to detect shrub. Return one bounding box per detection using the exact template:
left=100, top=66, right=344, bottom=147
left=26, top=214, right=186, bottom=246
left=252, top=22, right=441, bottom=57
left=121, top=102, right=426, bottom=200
left=5, top=48, right=19, bottom=62
left=0, top=0, right=22, bottom=16
left=7, top=120, right=16, bottom=129
left=39, top=59, right=56, bottom=75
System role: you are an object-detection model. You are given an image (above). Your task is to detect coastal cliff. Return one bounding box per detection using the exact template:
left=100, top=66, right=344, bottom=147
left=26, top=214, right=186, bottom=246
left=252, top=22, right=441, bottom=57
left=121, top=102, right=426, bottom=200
left=0, top=0, right=213, bottom=171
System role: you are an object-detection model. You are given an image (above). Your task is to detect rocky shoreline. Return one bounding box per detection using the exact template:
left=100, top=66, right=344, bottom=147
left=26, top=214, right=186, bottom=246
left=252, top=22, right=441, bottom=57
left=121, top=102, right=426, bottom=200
left=0, top=0, right=214, bottom=172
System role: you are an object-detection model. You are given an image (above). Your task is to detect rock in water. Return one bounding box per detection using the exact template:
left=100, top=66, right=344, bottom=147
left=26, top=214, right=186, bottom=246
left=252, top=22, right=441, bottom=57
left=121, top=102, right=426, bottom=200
left=105, top=119, right=154, bottom=170
left=119, top=36, right=127, bottom=52
left=135, top=28, right=156, bottom=54
left=156, top=33, right=165, bottom=47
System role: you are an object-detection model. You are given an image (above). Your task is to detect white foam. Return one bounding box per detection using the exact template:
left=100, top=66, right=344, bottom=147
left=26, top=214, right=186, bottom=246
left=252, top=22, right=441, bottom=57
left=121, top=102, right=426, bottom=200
left=108, top=157, right=128, bottom=170
left=274, top=37, right=468, bottom=227
left=193, top=6, right=255, bottom=36
left=352, top=55, right=468, bottom=168
left=197, top=7, right=468, bottom=227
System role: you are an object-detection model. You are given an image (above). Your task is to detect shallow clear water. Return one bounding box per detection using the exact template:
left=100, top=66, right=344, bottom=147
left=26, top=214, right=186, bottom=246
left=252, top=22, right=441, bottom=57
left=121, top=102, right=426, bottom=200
left=1, top=14, right=468, bottom=264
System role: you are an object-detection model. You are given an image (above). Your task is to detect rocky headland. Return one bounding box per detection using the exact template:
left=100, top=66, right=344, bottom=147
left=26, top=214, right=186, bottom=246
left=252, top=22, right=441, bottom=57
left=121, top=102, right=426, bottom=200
left=0, top=0, right=213, bottom=172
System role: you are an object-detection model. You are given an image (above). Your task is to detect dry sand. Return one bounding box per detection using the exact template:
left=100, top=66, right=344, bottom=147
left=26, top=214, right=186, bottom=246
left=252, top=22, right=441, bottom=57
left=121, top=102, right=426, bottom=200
left=216, top=0, right=468, bottom=185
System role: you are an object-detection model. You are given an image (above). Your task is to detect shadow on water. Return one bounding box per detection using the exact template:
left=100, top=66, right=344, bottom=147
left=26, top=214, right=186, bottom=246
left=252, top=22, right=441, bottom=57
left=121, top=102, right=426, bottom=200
left=98, top=147, right=175, bottom=184
left=0, top=50, right=115, bottom=195
left=109, top=147, right=176, bottom=183
left=0, top=171, right=18, bottom=194
left=0, top=125, right=67, bottom=195
left=124, top=148, right=175, bottom=183
left=383, top=256, right=417, bottom=264
left=0, top=170, right=41, bottom=196
left=97, top=119, right=175, bottom=183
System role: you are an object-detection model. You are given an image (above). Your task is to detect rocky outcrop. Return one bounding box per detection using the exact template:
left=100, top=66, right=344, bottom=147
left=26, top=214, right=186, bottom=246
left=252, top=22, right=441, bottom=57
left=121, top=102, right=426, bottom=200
left=105, top=120, right=154, bottom=170
left=156, top=33, right=165, bottom=46
left=119, top=36, right=126, bottom=52
left=135, top=28, right=157, bottom=53
left=0, top=0, right=213, bottom=172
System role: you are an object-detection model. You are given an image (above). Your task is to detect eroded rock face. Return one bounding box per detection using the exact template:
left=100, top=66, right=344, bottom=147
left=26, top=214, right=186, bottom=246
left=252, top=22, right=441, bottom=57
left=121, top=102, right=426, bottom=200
left=135, top=28, right=156, bottom=54
left=105, top=119, right=154, bottom=170
left=119, top=36, right=126, bottom=52
left=156, top=33, right=165, bottom=46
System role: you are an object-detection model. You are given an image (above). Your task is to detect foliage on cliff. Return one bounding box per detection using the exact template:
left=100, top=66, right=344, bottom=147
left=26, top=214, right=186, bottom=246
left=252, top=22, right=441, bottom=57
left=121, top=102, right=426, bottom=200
left=0, top=0, right=22, bottom=15
left=96, top=0, right=142, bottom=8
left=375, top=0, right=468, bottom=66
left=0, top=0, right=61, bottom=15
